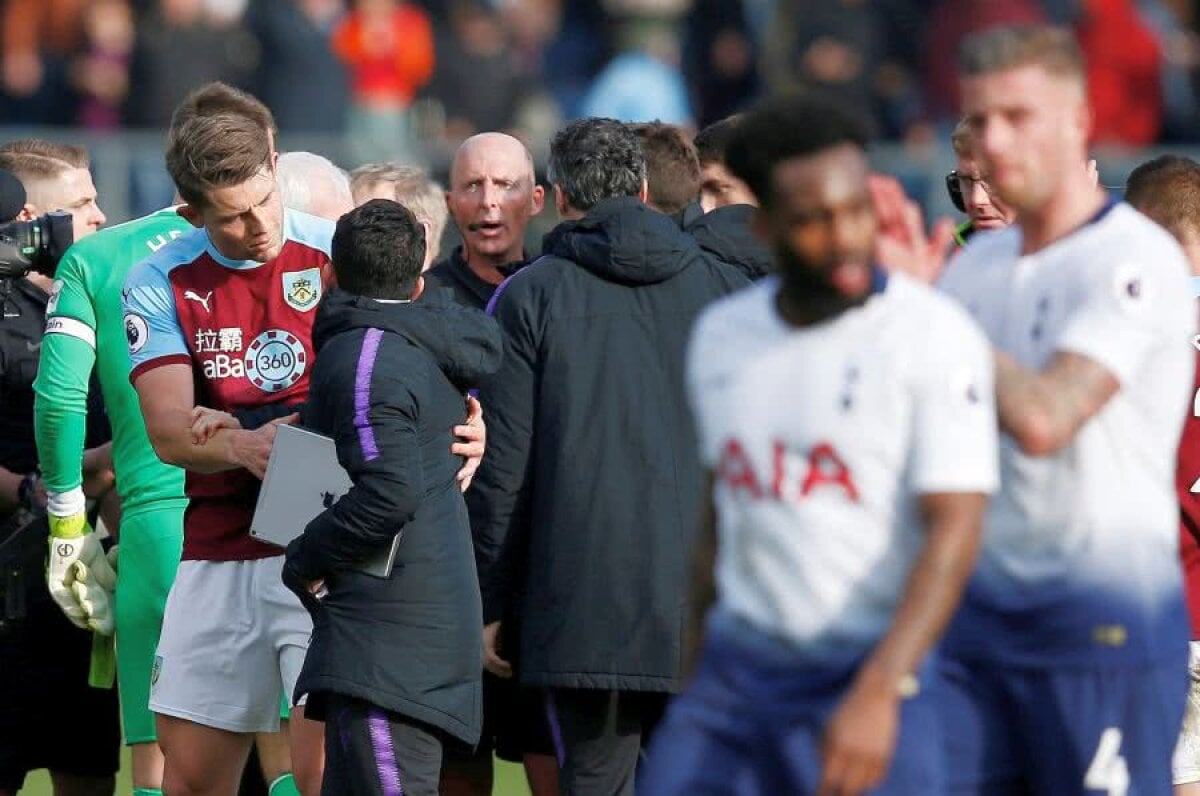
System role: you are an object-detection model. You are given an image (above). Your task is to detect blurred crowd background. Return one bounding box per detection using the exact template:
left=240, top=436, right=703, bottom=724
left=2, top=0, right=1198, bottom=223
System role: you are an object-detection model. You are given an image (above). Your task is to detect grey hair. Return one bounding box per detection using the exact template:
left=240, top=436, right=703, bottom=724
left=390, top=166, right=448, bottom=262
left=547, top=118, right=646, bottom=212
left=277, top=151, right=353, bottom=215
left=959, top=24, right=1085, bottom=83
left=348, top=161, right=448, bottom=260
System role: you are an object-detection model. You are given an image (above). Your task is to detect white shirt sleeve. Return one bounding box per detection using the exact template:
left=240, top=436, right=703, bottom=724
left=1056, top=250, right=1189, bottom=384
left=908, top=303, right=1000, bottom=494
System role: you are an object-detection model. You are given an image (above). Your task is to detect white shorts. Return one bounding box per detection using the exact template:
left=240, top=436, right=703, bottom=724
left=150, top=556, right=312, bottom=734
left=1174, top=641, right=1200, bottom=785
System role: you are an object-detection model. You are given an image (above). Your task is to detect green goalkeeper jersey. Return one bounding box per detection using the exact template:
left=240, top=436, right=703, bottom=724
left=34, top=208, right=189, bottom=511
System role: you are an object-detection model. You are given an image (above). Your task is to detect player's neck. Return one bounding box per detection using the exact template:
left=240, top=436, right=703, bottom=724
left=775, top=281, right=862, bottom=328
left=464, top=247, right=520, bottom=286
left=1019, top=180, right=1108, bottom=255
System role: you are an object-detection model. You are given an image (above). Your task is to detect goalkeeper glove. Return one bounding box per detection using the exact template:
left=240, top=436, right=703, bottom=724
left=71, top=547, right=119, bottom=635
left=46, top=488, right=116, bottom=632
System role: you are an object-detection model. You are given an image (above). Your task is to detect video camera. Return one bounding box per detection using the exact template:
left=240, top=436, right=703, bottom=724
left=0, top=168, right=73, bottom=280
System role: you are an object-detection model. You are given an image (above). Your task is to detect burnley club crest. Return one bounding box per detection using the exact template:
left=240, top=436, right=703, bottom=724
left=282, top=268, right=322, bottom=312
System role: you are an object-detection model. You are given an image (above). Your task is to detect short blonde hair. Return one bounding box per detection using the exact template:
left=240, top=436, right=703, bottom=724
left=959, top=24, right=1086, bottom=87
left=0, top=139, right=90, bottom=184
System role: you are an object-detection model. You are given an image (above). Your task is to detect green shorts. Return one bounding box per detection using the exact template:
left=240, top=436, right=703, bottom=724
left=114, top=502, right=184, bottom=745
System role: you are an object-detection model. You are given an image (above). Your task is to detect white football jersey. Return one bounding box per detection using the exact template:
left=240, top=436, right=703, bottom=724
left=938, top=201, right=1195, bottom=665
left=688, top=273, right=998, bottom=659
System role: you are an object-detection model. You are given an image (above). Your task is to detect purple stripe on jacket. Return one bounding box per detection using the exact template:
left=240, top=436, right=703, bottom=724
left=354, top=328, right=384, bottom=462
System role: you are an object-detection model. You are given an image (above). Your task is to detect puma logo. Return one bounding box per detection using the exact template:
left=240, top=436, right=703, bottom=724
left=183, top=290, right=213, bottom=312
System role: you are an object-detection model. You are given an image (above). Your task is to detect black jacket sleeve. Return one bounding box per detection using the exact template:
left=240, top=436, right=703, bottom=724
left=286, top=346, right=424, bottom=580
left=473, top=281, right=540, bottom=624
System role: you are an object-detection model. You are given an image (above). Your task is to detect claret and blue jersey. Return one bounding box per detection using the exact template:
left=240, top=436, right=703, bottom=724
left=122, top=209, right=334, bottom=562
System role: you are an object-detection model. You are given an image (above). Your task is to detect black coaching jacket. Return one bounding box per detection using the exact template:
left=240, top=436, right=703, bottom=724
left=685, top=203, right=774, bottom=282
left=284, top=288, right=502, bottom=744
left=472, top=197, right=749, bottom=693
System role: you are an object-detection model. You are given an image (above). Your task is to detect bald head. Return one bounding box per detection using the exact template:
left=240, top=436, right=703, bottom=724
left=277, top=151, right=354, bottom=222
left=447, top=132, right=544, bottom=275
left=451, top=133, right=535, bottom=188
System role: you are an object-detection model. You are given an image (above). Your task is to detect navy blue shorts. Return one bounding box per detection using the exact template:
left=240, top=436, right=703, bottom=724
left=936, top=655, right=1187, bottom=796
left=639, top=617, right=943, bottom=795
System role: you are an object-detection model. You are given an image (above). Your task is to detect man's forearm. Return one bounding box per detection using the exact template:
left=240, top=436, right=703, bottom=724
left=859, top=500, right=984, bottom=692
left=80, top=443, right=115, bottom=498
left=148, top=410, right=243, bottom=474
left=994, top=350, right=1119, bottom=456
left=993, top=352, right=1064, bottom=454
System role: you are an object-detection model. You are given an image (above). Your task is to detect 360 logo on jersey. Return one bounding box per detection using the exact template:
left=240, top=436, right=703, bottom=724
left=244, top=329, right=306, bottom=393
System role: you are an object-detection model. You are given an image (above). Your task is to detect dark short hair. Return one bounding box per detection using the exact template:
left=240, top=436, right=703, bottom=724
left=332, top=199, right=425, bottom=300
left=694, top=115, right=743, bottom=166
left=547, top=118, right=646, bottom=211
left=725, top=94, right=870, bottom=208
left=630, top=121, right=700, bottom=216
left=1125, top=155, right=1200, bottom=242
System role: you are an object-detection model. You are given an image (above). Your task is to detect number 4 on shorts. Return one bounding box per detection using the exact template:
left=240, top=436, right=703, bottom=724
left=1084, top=727, right=1130, bottom=796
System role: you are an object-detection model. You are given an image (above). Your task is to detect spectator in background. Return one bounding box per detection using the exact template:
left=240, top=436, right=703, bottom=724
left=630, top=121, right=701, bottom=220
left=0, top=0, right=86, bottom=124
left=686, top=114, right=772, bottom=281
left=125, top=0, right=258, bottom=127
left=1141, top=0, right=1200, bottom=143
left=432, top=0, right=524, bottom=146
left=276, top=151, right=355, bottom=222
left=496, top=0, right=568, bottom=141
left=245, top=0, right=349, bottom=134
left=682, top=0, right=757, bottom=128
left=1077, top=0, right=1163, bottom=147
left=538, top=0, right=610, bottom=120
left=581, top=19, right=693, bottom=126
left=350, top=162, right=448, bottom=270
left=761, top=0, right=879, bottom=133
left=71, top=0, right=135, bottom=129
left=333, top=0, right=435, bottom=163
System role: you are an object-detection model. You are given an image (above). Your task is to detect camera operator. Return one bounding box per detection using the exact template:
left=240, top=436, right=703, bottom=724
left=0, top=139, right=119, bottom=796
